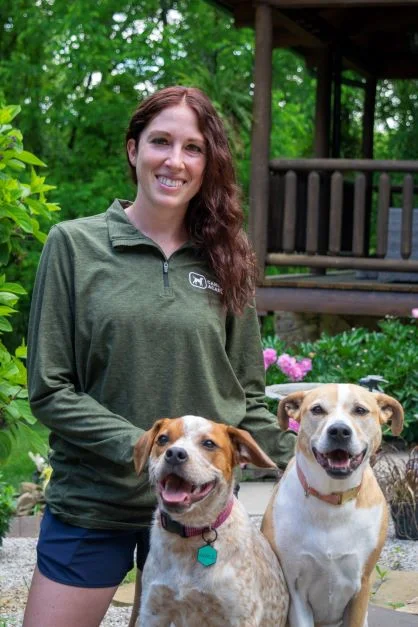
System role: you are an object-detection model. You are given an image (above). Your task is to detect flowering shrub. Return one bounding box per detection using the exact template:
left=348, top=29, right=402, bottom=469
left=263, top=348, right=278, bottom=370
left=263, top=317, right=418, bottom=442
left=277, top=353, right=312, bottom=382
left=262, top=338, right=313, bottom=385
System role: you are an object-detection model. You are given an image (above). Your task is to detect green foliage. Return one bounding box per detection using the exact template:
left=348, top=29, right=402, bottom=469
left=0, top=103, right=57, bottom=462
left=0, top=422, right=49, bottom=489
left=264, top=318, right=418, bottom=442
left=0, top=472, right=15, bottom=545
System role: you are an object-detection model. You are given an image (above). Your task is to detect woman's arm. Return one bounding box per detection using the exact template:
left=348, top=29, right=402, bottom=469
left=225, top=304, right=296, bottom=469
left=27, top=225, right=143, bottom=466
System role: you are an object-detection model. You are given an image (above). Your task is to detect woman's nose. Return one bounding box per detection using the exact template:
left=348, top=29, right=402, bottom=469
left=164, top=145, right=184, bottom=169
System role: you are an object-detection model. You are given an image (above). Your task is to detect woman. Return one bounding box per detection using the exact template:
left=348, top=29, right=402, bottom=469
left=23, top=86, right=296, bottom=627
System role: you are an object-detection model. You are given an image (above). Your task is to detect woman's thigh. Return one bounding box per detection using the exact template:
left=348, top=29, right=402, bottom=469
left=23, top=566, right=118, bottom=627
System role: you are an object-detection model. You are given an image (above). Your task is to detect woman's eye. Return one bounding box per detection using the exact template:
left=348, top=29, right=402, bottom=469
left=202, top=439, right=217, bottom=450
left=187, top=143, right=202, bottom=153
left=151, top=137, right=168, bottom=145
left=157, top=434, right=169, bottom=446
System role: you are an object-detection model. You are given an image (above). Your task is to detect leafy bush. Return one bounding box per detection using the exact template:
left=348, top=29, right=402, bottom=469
left=0, top=472, right=15, bottom=545
left=263, top=318, right=418, bottom=442
left=0, top=103, right=58, bottom=462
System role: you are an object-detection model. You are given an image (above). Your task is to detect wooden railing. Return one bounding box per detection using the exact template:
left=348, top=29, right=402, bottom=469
left=267, top=159, right=418, bottom=273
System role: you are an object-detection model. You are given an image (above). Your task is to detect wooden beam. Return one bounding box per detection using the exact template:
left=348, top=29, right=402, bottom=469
left=269, top=158, right=418, bottom=172
left=249, top=2, right=273, bottom=277
left=256, top=285, right=418, bottom=316
left=266, top=0, right=418, bottom=7
left=266, top=252, right=418, bottom=272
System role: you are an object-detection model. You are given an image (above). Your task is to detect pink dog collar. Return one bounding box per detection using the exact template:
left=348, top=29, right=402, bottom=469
left=296, top=463, right=362, bottom=506
left=159, top=497, right=235, bottom=538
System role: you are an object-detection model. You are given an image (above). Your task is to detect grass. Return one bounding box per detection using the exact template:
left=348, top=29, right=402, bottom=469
left=0, top=423, right=49, bottom=489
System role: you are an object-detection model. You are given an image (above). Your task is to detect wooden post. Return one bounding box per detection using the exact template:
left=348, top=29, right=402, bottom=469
left=314, top=48, right=332, bottom=158
left=362, top=76, right=377, bottom=256
left=313, top=48, right=332, bottom=272
left=331, top=48, right=342, bottom=159
left=249, top=1, right=273, bottom=281
left=362, top=76, right=377, bottom=159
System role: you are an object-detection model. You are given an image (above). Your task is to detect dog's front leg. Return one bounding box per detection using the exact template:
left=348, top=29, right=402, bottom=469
left=287, top=591, right=315, bottom=627
left=343, top=579, right=370, bottom=627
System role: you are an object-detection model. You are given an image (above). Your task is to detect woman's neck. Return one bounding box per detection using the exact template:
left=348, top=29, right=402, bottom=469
left=125, top=202, right=189, bottom=258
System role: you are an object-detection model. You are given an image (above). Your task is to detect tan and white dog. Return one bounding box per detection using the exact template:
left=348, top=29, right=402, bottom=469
left=134, top=415, right=289, bottom=627
left=262, top=383, right=403, bottom=627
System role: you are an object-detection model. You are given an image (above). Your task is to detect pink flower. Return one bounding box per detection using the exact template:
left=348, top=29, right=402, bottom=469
left=277, top=353, right=312, bottom=382
left=288, top=418, right=300, bottom=433
left=412, top=308, right=418, bottom=318
left=263, top=348, right=278, bottom=370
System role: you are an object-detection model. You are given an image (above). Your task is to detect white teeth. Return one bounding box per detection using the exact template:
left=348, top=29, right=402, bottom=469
left=158, top=176, right=184, bottom=188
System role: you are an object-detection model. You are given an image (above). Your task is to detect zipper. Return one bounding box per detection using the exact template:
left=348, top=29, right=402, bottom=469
left=162, top=260, right=169, bottom=288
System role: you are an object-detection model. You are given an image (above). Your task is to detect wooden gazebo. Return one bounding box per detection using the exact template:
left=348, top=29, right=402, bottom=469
left=214, top=0, right=418, bottom=316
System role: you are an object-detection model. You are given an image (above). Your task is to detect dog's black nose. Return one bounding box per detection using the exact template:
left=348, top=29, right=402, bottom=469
left=327, top=422, right=352, bottom=442
left=164, top=446, right=189, bottom=465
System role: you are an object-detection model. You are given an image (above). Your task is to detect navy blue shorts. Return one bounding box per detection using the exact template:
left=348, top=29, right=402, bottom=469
left=36, top=507, right=151, bottom=588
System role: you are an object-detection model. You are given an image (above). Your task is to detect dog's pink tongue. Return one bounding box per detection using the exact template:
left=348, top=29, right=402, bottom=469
left=161, top=475, right=191, bottom=504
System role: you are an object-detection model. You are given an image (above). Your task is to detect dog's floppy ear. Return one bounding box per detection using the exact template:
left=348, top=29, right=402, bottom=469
left=375, top=393, right=404, bottom=436
left=133, top=418, right=169, bottom=475
left=277, top=391, right=305, bottom=430
left=226, top=426, right=277, bottom=469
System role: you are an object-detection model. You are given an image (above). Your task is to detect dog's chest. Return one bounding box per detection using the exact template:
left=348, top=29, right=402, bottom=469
left=275, top=474, right=383, bottom=622
left=296, top=546, right=361, bottom=623
left=144, top=580, right=239, bottom=627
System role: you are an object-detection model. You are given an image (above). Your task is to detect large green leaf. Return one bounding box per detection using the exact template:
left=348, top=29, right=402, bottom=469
left=10, top=150, right=46, bottom=167
left=0, top=105, right=21, bottom=125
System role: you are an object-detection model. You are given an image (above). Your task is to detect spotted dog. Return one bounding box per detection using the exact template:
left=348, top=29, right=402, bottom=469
left=134, top=415, right=289, bottom=627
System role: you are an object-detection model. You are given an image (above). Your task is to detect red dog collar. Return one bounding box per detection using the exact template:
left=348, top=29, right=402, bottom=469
left=159, top=497, right=235, bottom=537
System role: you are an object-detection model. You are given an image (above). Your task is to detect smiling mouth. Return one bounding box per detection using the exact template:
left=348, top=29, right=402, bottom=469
left=156, top=175, right=185, bottom=188
left=313, top=447, right=367, bottom=477
left=158, top=473, right=216, bottom=509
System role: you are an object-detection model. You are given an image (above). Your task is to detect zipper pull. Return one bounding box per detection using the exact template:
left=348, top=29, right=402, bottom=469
left=163, top=261, right=169, bottom=273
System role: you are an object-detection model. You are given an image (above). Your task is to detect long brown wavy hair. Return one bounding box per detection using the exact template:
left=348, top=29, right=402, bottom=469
left=125, top=86, right=258, bottom=315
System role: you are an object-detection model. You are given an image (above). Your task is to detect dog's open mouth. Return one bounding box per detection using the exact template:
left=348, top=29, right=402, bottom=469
left=313, top=448, right=367, bottom=477
left=158, top=474, right=216, bottom=508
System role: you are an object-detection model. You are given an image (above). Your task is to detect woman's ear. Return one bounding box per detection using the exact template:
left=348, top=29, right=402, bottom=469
left=126, top=138, right=137, bottom=167
left=277, top=391, right=305, bottom=430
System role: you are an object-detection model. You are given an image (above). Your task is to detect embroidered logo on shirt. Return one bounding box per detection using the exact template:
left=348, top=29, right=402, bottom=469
left=189, top=272, right=222, bottom=294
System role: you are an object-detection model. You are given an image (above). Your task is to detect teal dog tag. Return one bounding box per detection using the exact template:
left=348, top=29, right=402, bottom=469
left=197, top=543, right=218, bottom=567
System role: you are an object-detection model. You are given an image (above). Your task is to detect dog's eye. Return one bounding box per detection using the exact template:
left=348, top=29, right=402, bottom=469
left=156, top=434, right=169, bottom=446
left=201, top=439, right=217, bottom=450
left=353, top=405, right=369, bottom=416
left=311, top=404, right=324, bottom=415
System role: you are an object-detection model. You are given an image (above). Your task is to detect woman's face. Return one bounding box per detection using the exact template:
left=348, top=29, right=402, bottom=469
left=127, top=104, right=206, bottom=216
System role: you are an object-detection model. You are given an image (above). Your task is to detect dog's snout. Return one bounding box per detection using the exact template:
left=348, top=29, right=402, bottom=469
left=327, top=422, right=352, bottom=442
left=164, top=446, right=189, bottom=466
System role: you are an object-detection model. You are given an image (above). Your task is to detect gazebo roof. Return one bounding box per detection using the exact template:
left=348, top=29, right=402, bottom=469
left=213, top=0, right=418, bottom=79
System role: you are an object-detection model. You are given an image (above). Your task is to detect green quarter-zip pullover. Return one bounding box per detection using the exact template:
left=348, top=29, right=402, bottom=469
left=27, top=199, right=295, bottom=529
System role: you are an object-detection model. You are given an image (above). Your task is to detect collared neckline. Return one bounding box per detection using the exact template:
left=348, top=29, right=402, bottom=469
left=106, top=199, right=153, bottom=248
left=106, top=199, right=194, bottom=253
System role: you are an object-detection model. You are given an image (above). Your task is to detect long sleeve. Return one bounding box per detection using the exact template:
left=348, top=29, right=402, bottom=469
left=225, top=304, right=296, bottom=469
left=27, top=225, right=143, bottom=467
